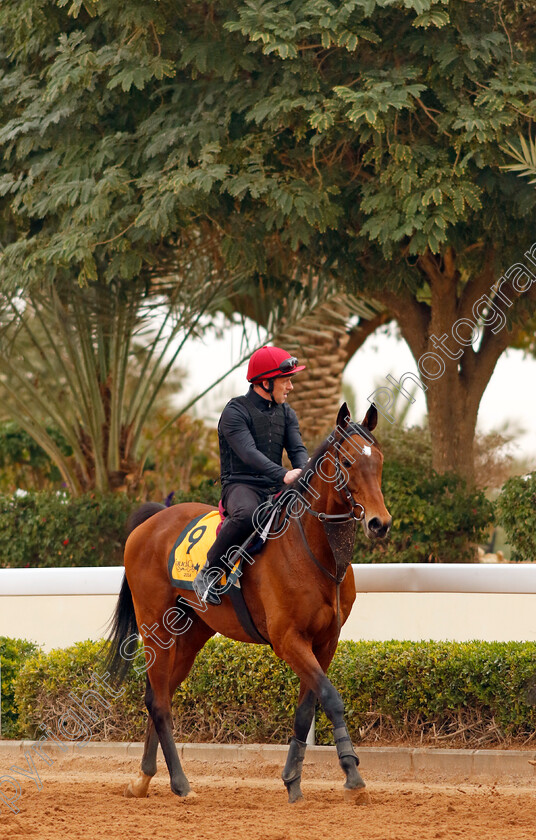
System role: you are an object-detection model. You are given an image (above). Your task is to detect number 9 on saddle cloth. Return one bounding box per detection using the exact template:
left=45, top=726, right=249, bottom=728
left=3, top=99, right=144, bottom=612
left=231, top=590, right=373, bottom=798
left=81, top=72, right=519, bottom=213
left=167, top=497, right=280, bottom=592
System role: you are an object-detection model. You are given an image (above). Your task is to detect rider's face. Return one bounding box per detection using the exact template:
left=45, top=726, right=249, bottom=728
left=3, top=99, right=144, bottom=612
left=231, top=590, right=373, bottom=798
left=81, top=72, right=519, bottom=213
left=270, top=375, right=294, bottom=404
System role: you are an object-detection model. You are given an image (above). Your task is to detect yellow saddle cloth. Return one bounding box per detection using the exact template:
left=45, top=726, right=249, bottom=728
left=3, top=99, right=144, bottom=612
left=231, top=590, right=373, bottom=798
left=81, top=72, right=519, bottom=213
left=168, top=510, right=240, bottom=589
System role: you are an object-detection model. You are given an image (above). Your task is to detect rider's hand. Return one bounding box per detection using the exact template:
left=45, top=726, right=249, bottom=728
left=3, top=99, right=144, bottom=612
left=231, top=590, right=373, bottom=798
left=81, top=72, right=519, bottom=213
left=283, top=468, right=302, bottom=485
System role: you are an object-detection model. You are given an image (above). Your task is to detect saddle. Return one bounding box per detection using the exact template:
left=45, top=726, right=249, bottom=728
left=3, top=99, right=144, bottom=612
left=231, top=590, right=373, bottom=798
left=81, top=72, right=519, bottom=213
left=167, top=497, right=283, bottom=645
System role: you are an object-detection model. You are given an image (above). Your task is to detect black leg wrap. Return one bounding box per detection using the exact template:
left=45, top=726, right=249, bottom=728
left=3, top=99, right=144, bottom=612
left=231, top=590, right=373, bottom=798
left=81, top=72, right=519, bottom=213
left=282, top=736, right=307, bottom=784
left=334, top=725, right=359, bottom=765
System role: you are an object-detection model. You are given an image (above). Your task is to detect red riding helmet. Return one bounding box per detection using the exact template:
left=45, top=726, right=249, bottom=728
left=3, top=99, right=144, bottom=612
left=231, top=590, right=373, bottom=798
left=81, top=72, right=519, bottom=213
left=247, top=346, right=306, bottom=382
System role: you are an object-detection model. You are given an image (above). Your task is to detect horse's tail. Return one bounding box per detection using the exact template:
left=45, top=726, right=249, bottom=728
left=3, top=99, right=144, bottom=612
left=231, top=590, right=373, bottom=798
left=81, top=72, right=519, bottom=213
left=104, top=502, right=165, bottom=684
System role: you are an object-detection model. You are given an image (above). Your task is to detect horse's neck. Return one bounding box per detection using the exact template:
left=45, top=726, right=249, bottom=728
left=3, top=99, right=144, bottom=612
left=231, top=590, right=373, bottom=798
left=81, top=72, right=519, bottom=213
left=304, top=470, right=342, bottom=517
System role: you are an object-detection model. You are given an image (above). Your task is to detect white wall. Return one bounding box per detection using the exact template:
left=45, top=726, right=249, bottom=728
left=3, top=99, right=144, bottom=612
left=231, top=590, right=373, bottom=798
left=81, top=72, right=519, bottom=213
left=341, top=592, right=536, bottom=643
left=0, top=594, right=117, bottom=651
left=1, top=563, right=536, bottom=650
left=1, top=592, right=536, bottom=651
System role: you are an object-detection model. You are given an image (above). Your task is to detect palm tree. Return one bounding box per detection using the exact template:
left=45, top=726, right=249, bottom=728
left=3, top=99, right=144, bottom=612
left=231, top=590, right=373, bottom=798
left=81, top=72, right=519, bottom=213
left=0, top=240, right=365, bottom=492
left=275, top=293, right=391, bottom=446
left=0, top=269, right=233, bottom=494
left=502, top=134, right=536, bottom=184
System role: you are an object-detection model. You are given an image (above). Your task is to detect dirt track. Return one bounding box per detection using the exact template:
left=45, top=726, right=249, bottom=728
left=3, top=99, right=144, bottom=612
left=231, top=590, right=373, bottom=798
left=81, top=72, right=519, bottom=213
left=1, top=750, right=535, bottom=840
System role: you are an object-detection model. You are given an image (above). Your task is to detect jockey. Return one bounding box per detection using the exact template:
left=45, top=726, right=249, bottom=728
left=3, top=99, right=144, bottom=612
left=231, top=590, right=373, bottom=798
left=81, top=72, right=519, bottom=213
left=192, top=345, right=309, bottom=605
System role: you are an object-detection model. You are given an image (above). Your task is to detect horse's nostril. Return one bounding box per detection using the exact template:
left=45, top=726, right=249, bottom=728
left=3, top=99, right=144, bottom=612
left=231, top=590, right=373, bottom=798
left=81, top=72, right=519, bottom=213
left=368, top=517, right=391, bottom=538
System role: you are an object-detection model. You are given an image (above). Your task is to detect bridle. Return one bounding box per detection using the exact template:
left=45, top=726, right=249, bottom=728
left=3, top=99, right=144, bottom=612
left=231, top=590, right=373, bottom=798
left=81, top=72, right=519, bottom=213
left=291, top=429, right=373, bottom=637
left=303, top=435, right=365, bottom=524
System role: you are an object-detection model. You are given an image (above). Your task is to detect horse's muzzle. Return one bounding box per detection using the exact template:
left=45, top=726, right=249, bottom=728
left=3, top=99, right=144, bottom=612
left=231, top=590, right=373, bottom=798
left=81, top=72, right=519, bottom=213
left=366, top=516, right=392, bottom=540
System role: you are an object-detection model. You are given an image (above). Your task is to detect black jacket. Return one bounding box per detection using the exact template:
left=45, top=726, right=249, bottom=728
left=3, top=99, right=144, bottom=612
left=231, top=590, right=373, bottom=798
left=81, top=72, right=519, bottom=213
left=218, top=387, right=309, bottom=492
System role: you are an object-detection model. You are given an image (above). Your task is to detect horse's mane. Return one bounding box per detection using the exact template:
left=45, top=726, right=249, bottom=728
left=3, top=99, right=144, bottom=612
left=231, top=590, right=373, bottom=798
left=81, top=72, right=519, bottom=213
left=287, top=437, right=330, bottom=493
left=286, top=422, right=381, bottom=494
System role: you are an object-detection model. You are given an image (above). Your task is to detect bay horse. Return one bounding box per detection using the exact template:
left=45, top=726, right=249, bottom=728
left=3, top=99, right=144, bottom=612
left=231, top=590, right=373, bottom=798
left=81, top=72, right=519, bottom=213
left=106, top=402, right=391, bottom=804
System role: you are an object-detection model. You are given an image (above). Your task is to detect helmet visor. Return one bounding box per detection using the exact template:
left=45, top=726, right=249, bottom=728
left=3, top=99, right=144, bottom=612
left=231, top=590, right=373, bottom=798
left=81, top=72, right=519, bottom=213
left=254, top=356, right=300, bottom=379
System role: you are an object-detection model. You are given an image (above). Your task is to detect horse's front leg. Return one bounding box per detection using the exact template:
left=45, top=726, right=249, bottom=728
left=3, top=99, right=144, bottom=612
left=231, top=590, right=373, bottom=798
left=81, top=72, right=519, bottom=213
left=282, top=685, right=316, bottom=803
left=277, top=635, right=368, bottom=804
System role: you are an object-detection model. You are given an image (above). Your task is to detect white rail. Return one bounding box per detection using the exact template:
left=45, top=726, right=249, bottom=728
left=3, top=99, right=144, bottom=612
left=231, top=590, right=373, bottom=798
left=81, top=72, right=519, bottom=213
left=352, top=563, right=536, bottom=595
left=0, top=563, right=535, bottom=595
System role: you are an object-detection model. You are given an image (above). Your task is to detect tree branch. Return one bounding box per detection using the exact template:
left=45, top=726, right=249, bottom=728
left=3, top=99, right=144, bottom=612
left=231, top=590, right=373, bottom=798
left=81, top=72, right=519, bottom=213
left=344, top=311, right=393, bottom=364
left=373, top=288, right=429, bottom=360
left=475, top=281, right=536, bottom=394
left=458, top=244, right=496, bottom=323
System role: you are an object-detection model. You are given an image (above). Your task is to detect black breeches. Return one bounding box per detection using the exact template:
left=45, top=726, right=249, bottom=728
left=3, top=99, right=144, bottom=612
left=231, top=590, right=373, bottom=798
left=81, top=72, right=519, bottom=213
left=205, top=484, right=268, bottom=569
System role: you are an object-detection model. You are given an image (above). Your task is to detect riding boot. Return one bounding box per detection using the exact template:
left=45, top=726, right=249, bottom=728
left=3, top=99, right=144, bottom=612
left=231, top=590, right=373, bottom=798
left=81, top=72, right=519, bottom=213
left=192, top=516, right=248, bottom=606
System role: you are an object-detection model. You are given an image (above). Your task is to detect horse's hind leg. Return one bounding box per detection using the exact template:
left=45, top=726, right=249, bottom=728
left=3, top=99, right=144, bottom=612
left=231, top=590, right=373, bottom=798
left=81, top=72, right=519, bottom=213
left=129, top=617, right=214, bottom=799
left=124, top=681, right=159, bottom=798
left=282, top=685, right=315, bottom=803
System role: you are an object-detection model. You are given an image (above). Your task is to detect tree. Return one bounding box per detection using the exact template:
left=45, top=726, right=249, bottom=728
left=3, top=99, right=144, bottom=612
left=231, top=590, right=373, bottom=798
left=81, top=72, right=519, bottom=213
left=0, top=2, right=349, bottom=491
left=502, top=135, right=536, bottom=357
left=215, top=0, right=536, bottom=483
left=0, top=268, right=235, bottom=493
left=2, top=1, right=536, bottom=483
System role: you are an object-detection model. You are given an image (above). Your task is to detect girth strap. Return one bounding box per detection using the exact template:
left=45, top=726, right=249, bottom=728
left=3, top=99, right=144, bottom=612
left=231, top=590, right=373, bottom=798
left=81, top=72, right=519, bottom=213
left=227, top=583, right=271, bottom=646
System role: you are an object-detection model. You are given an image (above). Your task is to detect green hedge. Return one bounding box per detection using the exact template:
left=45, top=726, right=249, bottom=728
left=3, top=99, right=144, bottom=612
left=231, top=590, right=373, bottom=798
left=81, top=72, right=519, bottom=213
left=0, top=636, right=39, bottom=737
left=353, top=463, right=495, bottom=563
left=0, top=485, right=224, bottom=569
left=496, top=472, right=536, bottom=562
left=0, top=492, right=137, bottom=568
left=10, top=638, right=536, bottom=747
left=0, top=463, right=494, bottom=569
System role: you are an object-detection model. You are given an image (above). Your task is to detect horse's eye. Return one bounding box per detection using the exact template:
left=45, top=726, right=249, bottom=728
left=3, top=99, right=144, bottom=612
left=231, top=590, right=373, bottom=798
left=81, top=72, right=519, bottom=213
left=342, top=459, right=352, bottom=468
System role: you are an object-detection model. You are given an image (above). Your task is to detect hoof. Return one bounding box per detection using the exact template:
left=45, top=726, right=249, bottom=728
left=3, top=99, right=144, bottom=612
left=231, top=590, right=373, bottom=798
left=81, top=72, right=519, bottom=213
left=343, top=786, right=371, bottom=806
left=124, top=773, right=152, bottom=798
left=171, top=781, right=192, bottom=798
left=124, top=782, right=147, bottom=798
left=285, top=778, right=304, bottom=805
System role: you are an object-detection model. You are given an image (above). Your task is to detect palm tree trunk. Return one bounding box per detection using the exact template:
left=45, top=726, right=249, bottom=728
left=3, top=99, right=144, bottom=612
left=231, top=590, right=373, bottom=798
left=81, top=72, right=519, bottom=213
left=275, top=296, right=391, bottom=447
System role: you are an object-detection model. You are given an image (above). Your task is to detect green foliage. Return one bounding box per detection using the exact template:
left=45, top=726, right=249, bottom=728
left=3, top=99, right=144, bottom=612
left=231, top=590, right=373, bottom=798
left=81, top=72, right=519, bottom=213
left=141, top=413, right=221, bottom=501
left=172, top=480, right=221, bottom=509
left=496, top=472, right=536, bottom=562
left=503, top=133, right=536, bottom=184
left=12, top=637, right=536, bottom=747
left=1, top=0, right=535, bottom=284
left=0, top=491, right=136, bottom=568
left=1, top=0, right=536, bottom=487
left=0, top=636, right=39, bottom=737
left=375, top=421, right=434, bottom=472
left=0, top=483, right=226, bottom=569
left=0, top=273, right=236, bottom=495
left=353, top=460, right=495, bottom=563
left=0, top=421, right=70, bottom=491
left=13, top=639, right=147, bottom=742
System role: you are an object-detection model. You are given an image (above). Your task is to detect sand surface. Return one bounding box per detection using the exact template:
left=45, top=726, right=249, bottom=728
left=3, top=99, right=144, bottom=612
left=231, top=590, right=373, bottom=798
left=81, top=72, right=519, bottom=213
left=1, top=750, right=535, bottom=839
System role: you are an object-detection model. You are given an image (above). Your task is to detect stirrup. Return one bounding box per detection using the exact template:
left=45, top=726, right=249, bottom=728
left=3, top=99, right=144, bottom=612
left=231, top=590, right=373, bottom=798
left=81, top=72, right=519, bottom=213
left=192, top=567, right=222, bottom=606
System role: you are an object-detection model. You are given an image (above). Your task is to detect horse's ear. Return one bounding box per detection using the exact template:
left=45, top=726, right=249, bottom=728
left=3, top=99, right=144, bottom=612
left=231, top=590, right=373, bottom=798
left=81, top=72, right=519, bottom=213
left=362, top=403, right=378, bottom=432
left=336, top=402, right=351, bottom=430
